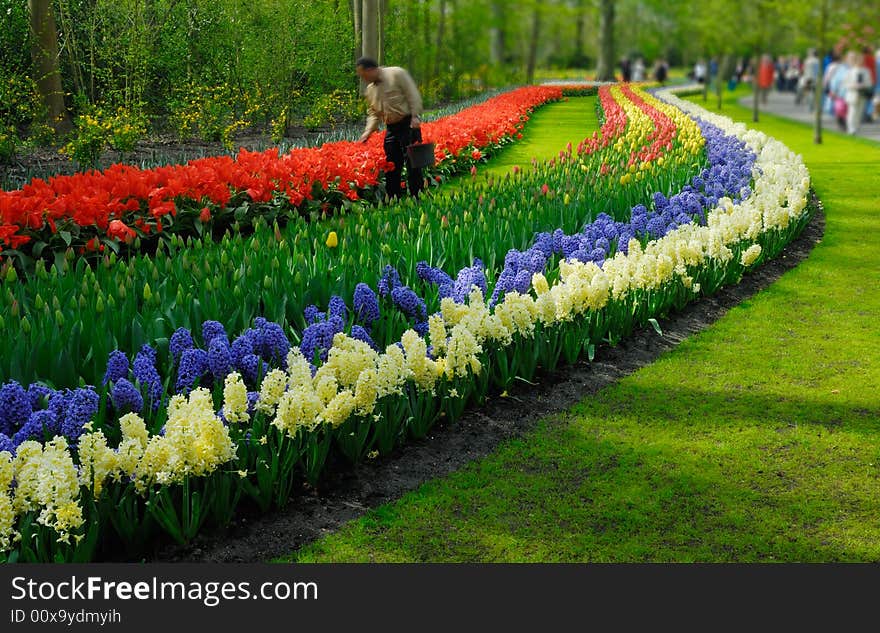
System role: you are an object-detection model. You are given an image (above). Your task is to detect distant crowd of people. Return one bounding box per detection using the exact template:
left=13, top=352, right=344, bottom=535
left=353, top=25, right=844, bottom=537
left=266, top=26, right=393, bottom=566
left=752, top=48, right=879, bottom=135
left=619, top=56, right=668, bottom=84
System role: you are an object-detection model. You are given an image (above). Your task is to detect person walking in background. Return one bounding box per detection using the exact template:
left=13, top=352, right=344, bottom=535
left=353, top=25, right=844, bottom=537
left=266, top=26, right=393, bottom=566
left=796, top=49, right=820, bottom=110
left=632, top=57, right=645, bottom=82
left=357, top=57, right=424, bottom=199
left=827, top=52, right=850, bottom=130
left=620, top=57, right=632, bottom=82
left=873, top=47, right=880, bottom=122
left=843, top=51, right=874, bottom=135
left=862, top=46, right=878, bottom=121
left=757, top=54, right=775, bottom=104
left=653, top=58, right=668, bottom=85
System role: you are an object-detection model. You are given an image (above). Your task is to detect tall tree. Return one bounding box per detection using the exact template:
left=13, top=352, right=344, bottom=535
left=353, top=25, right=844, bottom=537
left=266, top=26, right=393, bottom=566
left=434, top=0, right=447, bottom=80
left=526, top=1, right=543, bottom=84
left=490, top=1, right=506, bottom=65
left=596, top=0, right=615, bottom=81
left=362, top=0, right=378, bottom=62
left=28, top=0, right=69, bottom=131
left=378, top=0, right=386, bottom=65
left=352, top=0, right=363, bottom=60
left=573, top=0, right=588, bottom=67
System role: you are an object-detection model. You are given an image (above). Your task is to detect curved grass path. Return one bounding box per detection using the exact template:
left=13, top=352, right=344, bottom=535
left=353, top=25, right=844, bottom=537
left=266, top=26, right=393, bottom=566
left=277, top=91, right=880, bottom=563
left=439, top=96, right=598, bottom=195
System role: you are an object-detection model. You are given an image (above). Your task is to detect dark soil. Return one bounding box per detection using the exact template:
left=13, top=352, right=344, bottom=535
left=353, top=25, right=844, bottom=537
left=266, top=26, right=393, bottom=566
left=155, top=196, right=825, bottom=563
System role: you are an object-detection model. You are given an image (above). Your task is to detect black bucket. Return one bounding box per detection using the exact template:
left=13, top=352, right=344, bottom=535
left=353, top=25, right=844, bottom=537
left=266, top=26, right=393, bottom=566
left=406, top=141, right=436, bottom=169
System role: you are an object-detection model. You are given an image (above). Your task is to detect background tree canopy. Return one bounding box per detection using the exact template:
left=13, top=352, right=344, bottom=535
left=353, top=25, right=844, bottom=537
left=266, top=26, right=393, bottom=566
left=1, top=0, right=878, bottom=154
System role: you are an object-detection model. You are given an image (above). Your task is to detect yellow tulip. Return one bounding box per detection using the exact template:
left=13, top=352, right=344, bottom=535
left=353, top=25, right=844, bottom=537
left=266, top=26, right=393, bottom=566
left=326, top=231, right=338, bottom=248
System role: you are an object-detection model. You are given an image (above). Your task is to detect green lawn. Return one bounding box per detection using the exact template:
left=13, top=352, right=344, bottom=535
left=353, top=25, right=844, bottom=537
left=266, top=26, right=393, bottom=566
left=440, top=96, right=598, bottom=195
left=278, top=88, right=880, bottom=562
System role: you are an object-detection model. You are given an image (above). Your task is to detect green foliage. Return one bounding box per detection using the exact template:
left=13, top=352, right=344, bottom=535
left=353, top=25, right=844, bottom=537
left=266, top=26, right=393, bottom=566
left=303, top=89, right=365, bottom=131
left=61, top=103, right=148, bottom=168
left=0, top=74, right=45, bottom=130
left=0, top=126, right=16, bottom=165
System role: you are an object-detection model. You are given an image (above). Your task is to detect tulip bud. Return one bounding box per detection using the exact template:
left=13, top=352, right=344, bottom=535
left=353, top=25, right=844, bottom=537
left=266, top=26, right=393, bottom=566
left=95, top=297, right=105, bottom=313
left=4, top=267, right=17, bottom=283
left=143, top=283, right=152, bottom=302
left=21, top=316, right=30, bottom=334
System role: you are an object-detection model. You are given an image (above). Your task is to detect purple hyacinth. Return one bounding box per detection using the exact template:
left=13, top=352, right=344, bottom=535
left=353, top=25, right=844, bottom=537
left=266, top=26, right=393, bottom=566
left=201, top=320, right=227, bottom=348
left=246, top=391, right=260, bottom=417
left=231, top=333, right=255, bottom=367
left=353, top=283, right=380, bottom=326
left=47, top=389, right=69, bottom=421
left=255, top=319, right=290, bottom=367
left=238, top=354, right=266, bottom=386
left=102, top=350, right=130, bottom=385
left=133, top=345, right=163, bottom=411
left=208, top=336, right=233, bottom=381
left=0, top=433, right=13, bottom=455
left=377, top=265, right=402, bottom=297
left=60, top=387, right=99, bottom=444
left=303, top=305, right=325, bottom=325
left=299, top=316, right=344, bottom=363
left=350, top=325, right=379, bottom=351
left=169, top=328, right=195, bottom=364
left=176, top=348, right=209, bottom=394
left=110, top=378, right=144, bottom=415
left=391, top=286, right=427, bottom=321
left=13, top=410, right=57, bottom=447
left=328, top=295, right=349, bottom=324
left=27, top=383, right=51, bottom=410
left=0, top=381, right=31, bottom=436
left=416, top=261, right=454, bottom=287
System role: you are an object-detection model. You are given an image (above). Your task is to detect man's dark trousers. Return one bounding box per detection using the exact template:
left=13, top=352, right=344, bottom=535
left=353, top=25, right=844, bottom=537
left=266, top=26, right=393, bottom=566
left=384, top=115, right=423, bottom=199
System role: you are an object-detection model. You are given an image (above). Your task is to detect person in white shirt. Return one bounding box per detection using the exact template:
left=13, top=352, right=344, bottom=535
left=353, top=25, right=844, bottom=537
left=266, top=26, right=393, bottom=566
left=357, top=57, right=425, bottom=198
left=842, top=51, right=874, bottom=134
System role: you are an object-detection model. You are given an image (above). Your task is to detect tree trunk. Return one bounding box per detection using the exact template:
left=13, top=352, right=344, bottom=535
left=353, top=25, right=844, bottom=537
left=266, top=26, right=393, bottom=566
left=490, top=1, right=505, bottom=65
left=526, top=2, right=541, bottom=85
left=573, top=0, right=585, bottom=67
left=423, top=0, right=431, bottom=83
left=378, top=0, right=386, bottom=66
left=406, top=0, right=416, bottom=73
left=362, top=0, right=378, bottom=62
left=28, top=0, right=70, bottom=132
left=752, top=53, right=760, bottom=123
left=352, top=0, right=363, bottom=60
left=596, top=0, right=615, bottom=81
left=814, top=0, right=828, bottom=144
left=434, top=0, right=446, bottom=80
left=716, top=54, right=733, bottom=111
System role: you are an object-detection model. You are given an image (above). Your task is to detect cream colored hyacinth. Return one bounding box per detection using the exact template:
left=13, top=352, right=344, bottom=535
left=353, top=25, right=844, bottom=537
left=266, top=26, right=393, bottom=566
left=134, top=388, right=236, bottom=492
left=12, top=437, right=84, bottom=544
left=222, top=371, right=250, bottom=425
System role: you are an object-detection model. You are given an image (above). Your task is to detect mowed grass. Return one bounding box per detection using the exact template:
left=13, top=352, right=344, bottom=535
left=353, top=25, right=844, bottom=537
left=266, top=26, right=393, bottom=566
left=440, top=96, right=598, bottom=195
left=277, top=88, right=880, bottom=562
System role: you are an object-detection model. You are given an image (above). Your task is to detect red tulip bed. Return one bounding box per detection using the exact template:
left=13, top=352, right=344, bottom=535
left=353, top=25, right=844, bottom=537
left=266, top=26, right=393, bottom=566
left=0, top=86, right=576, bottom=268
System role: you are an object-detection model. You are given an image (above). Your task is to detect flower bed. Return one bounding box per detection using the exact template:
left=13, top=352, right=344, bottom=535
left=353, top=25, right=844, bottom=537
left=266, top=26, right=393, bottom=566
left=0, top=86, right=572, bottom=264
left=0, top=86, right=811, bottom=562
left=1, top=86, right=692, bottom=390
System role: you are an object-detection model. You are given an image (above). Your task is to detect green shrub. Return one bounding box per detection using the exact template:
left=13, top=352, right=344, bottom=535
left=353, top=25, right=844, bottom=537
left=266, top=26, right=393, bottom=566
left=303, top=89, right=364, bottom=130
left=61, top=104, right=148, bottom=168
left=0, top=126, right=16, bottom=164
